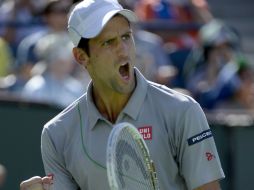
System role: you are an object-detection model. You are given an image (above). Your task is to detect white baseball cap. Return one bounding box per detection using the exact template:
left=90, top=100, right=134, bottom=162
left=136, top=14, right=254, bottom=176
left=68, top=0, right=137, bottom=46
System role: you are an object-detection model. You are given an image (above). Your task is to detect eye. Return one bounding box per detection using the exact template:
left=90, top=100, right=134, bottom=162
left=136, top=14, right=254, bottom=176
left=102, top=39, right=114, bottom=47
left=122, top=33, right=131, bottom=41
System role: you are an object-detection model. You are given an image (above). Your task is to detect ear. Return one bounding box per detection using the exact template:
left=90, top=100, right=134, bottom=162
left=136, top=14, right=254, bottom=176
left=72, top=47, right=89, bottom=68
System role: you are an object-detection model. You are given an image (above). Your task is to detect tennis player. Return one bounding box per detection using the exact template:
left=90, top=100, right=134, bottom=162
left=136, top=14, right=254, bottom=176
left=20, top=0, right=225, bottom=189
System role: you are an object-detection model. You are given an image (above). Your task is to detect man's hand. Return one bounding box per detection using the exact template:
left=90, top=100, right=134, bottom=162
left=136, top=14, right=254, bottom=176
left=20, top=175, right=53, bottom=190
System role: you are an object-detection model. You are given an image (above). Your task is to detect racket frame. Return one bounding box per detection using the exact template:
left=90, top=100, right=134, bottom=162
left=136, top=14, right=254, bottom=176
left=106, top=122, right=159, bottom=190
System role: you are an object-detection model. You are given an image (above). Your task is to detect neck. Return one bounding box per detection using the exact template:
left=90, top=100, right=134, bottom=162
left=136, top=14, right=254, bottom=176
left=92, top=86, right=132, bottom=123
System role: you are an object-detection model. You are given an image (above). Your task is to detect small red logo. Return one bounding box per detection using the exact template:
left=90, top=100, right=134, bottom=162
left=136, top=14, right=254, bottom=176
left=206, top=152, right=215, bottom=161
left=138, top=126, right=152, bottom=140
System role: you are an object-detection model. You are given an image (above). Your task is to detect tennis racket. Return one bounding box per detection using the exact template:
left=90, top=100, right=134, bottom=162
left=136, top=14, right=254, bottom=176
left=106, top=122, right=159, bottom=190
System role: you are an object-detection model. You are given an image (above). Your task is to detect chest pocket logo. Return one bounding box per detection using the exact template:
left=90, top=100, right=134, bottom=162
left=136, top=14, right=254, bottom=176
left=138, top=126, right=152, bottom=140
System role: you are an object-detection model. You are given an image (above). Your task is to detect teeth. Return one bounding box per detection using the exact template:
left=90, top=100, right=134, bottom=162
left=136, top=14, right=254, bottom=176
left=120, top=62, right=128, bottom=66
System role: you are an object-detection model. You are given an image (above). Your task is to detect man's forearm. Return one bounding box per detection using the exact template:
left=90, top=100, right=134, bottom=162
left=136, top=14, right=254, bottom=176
left=194, top=180, right=221, bottom=190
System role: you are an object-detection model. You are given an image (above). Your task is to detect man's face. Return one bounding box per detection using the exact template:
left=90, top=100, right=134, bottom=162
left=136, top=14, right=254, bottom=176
left=86, top=15, right=136, bottom=95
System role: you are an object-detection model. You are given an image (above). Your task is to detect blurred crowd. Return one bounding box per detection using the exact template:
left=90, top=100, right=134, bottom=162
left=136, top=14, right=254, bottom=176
left=0, top=0, right=253, bottom=111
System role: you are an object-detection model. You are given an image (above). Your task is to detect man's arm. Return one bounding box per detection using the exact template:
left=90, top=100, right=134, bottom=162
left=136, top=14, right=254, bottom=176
left=177, top=103, right=225, bottom=189
left=194, top=180, right=221, bottom=190
left=41, top=127, right=79, bottom=189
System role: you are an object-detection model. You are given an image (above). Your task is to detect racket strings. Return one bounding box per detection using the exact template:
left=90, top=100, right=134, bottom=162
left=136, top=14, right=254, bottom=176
left=113, top=129, right=155, bottom=189
left=116, top=140, right=149, bottom=187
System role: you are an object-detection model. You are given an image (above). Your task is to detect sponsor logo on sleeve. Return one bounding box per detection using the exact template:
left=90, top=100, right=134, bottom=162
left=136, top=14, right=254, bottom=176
left=187, top=129, right=213, bottom=146
left=138, top=126, right=152, bottom=140
left=206, top=152, right=215, bottom=161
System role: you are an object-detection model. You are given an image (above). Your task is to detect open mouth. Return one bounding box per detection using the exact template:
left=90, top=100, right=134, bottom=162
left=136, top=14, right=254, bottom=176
left=119, top=63, right=130, bottom=80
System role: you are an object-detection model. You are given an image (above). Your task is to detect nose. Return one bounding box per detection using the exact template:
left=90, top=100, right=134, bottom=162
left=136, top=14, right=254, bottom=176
left=116, top=39, right=129, bottom=57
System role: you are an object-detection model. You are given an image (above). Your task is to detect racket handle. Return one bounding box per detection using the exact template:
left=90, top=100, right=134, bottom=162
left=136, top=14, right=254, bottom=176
left=26, top=183, right=44, bottom=190
left=150, top=160, right=160, bottom=190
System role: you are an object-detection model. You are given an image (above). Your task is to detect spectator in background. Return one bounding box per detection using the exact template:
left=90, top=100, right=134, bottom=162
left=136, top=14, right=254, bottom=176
left=0, top=37, right=14, bottom=95
left=218, top=58, right=254, bottom=110
left=132, top=0, right=214, bottom=87
left=134, top=0, right=214, bottom=51
left=22, top=33, right=85, bottom=108
left=189, top=0, right=213, bottom=23
left=237, top=66, right=254, bottom=110
left=119, top=0, right=175, bottom=85
left=186, top=19, right=245, bottom=109
left=15, top=0, right=71, bottom=67
left=134, top=28, right=177, bottom=85
left=0, top=164, right=7, bottom=189
left=0, top=37, right=13, bottom=77
left=1, top=0, right=72, bottom=95
left=134, top=0, right=212, bottom=24
left=134, top=0, right=179, bottom=21
left=0, top=0, right=44, bottom=56
left=134, top=0, right=194, bottom=50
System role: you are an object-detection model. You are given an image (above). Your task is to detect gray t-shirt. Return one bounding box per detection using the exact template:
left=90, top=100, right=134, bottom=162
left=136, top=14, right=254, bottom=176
left=41, top=68, right=225, bottom=190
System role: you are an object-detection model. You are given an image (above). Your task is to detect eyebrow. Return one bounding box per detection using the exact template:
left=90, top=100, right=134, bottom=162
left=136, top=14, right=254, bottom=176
left=97, top=29, right=132, bottom=44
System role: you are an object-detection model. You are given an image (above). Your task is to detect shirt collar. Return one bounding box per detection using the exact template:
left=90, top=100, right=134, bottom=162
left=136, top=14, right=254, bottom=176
left=86, top=68, right=148, bottom=130
left=122, top=68, right=148, bottom=119
left=86, top=82, right=104, bottom=130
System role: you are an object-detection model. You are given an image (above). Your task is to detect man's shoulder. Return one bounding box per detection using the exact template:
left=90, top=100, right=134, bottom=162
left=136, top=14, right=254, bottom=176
left=44, top=93, right=87, bottom=132
left=147, top=81, right=196, bottom=106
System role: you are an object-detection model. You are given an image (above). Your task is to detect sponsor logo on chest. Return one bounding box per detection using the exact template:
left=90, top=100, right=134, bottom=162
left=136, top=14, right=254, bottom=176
left=138, top=126, right=152, bottom=140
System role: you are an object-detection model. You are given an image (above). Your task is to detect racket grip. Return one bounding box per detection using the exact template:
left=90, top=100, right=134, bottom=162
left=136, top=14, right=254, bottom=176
left=150, top=160, right=160, bottom=190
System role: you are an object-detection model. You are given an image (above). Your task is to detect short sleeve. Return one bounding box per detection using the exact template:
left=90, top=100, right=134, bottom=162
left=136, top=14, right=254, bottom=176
left=41, top=127, right=79, bottom=190
left=177, top=103, right=225, bottom=189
